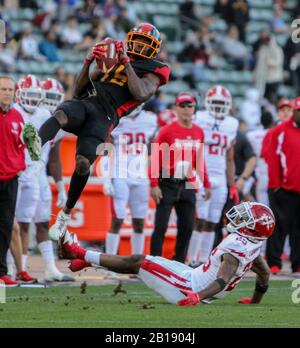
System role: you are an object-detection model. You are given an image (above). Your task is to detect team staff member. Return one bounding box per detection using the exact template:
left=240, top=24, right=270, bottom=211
left=0, top=76, right=25, bottom=286
left=150, top=92, right=211, bottom=262
left=263, top=97, right=300, bottom=274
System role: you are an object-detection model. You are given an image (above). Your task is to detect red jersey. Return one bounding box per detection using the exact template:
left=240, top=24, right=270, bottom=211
left=149, top=121, right=211, bottom=189
left=262, top=118, right=300, bottom=194
left=0, top=106, right=25, bottom=181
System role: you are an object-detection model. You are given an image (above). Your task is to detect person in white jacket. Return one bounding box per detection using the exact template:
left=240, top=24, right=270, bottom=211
left=254, top=33, right=284, bottom=104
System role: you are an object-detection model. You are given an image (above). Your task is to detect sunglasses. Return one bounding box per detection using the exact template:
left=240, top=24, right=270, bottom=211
left=177, top=103, right=195, bottom=108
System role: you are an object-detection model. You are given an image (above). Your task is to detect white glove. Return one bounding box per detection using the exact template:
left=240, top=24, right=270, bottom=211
left=56, top=180, right=67, bottom=207
left=103, top=179, right=114, bottom=196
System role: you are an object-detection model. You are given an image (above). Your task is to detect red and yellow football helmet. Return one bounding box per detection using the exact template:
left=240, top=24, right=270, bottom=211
left=226, top=202, right=275, bottom=240
left=126, top=23, right=161, bottom=59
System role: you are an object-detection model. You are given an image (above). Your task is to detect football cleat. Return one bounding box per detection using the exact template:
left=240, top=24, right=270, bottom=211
left=58, top=229, right=86, bottom=260
left=270, top=266, right=281, bottom=274
left=21, top=123, right=41, bottom=161
left=16, top=271, right=38, bottom=284
left=0, top=275, right=19, bottom=287
left=49, top=210, right=71, bottom=241
left=69, top=259, right=92, bottom=272
left=44, top=268, right=75, bottom=282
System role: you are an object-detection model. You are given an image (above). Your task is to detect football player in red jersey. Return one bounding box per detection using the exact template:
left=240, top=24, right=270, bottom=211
left=21, top=23, right=171, bottom=241
left=59, top=201, right=275, bottom=306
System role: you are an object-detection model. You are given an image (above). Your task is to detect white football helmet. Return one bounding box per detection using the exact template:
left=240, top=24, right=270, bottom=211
left=16, top=74, right=44, bottom=114
left=205, top=85, right=232, bottom=119
left=42, top=78, right=65, bottom=113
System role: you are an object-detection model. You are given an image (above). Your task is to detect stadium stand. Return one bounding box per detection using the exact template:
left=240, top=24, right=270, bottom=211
left=0, top=0, right=298, bottom=105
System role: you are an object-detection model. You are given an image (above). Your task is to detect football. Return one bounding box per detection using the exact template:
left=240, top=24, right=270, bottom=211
left=95, top=37, right=119, bottom=72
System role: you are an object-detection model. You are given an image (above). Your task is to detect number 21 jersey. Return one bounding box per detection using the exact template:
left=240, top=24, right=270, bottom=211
left=194, top=111, right=238, bottom=178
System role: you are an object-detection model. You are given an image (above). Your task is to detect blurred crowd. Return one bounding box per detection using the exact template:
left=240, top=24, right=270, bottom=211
left=1, top=0, right=300, bottom=105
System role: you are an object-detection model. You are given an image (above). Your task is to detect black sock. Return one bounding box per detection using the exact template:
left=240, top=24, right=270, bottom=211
left=66, top=171, right=90, bottom=209
left=38, top=117, right=61, bottom=146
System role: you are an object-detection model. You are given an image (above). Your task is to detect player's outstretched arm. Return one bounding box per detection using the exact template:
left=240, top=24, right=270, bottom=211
left=116, top=41, right=160, bottom=102
left=74, top=44, right=107, bottom=97
left=238, top=255, right=270, bottom=304
left=74, top=62, right=91, bottom=98
left=177, top=254, right=239, bottom=306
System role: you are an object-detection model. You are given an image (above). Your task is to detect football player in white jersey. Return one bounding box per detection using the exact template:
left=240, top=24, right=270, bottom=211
left=101, top=106, right=157, bottom=257
left=60, top=201, right=275, bottom=305
left=187, top=85, right=239, bottom=267
left=246, top=112, right=274, bottom=206
left=14, top=75, right=72, bottom=282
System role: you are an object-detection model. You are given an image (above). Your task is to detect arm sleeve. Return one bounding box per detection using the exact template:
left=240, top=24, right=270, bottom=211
left=152, top=65, right=171, bottom=86
left=194, top=129, right=211, bottom=189
left=264, top=127, right=282, bottom=189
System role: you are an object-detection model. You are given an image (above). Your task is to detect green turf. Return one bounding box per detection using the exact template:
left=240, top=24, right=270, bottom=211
left=0, top=280, right=299, bottom=328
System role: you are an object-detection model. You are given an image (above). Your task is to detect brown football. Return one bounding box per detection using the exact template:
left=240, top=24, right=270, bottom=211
left=95, top=37, right=119, bottom=72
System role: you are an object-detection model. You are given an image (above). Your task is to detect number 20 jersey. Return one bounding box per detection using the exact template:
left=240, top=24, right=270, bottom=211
left=194, top=111, right=238, bottom=178
left=111, top=110, right=157, bottom=179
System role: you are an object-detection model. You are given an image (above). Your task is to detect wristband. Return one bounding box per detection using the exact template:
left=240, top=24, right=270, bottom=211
left=84, top=58, right=92, bottom=66
left=121, top=56, right=130, bottom=65
left=255, top=283, right=269, bottom=294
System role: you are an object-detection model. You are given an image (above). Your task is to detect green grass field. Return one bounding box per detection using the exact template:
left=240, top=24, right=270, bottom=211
left=0, top=280, right=299, bottom=328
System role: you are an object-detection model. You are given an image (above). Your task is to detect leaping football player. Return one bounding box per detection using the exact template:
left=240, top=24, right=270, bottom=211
left=21, top=23, right=170, bottom=241
left=60, top=201, right=275, bottom=306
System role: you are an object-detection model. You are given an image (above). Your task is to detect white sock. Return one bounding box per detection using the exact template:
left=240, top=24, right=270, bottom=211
left=131, top=233, right=145, bottom=254
left=7, top=250, right=15, bottom=277
left=198, top=231, right=215, bottom=263
left=22, top=254, right=28, bottom=271
left=84, top=250, right=101, bottom=265
left=187, top=231, right=203, bottom=264
left=105, top=233, right=120, bottom=255
left=38, top=241, right=56, bottom=271
left=6, top=249, right=14, bottom=264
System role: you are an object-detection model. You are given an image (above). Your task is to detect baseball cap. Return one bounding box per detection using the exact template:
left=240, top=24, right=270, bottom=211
left=175, top=92, right=196, bottom=105
left=293, top=97, right=300, bottom=110
left=278, top=98, right=292, bottom=109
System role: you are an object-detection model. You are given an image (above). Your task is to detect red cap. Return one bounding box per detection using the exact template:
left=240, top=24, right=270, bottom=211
left=175, top=92, right=196, bottom=105
left=278, top=98, right=292, bottom=109
left=293, top=97, right=300, bottom=110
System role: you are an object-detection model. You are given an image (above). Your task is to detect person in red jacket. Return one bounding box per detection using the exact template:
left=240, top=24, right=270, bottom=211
left=149, top=92, right=211, bottom=262
left=0, top=76, right=25, bottom=287
left=262, top=96, right=300, bottom=274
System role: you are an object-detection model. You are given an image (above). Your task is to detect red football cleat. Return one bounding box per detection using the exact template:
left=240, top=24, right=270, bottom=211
left=0, top=275, right=19, bottom=287
left=59, top=229, right=86, bottom=260
left=69, top=259, right=92, bottom=272
left=238, top=297, right=253, bottom=304
left=270, top=266, right=281, bottom=274
left=16, top=271, right=38, bottom=283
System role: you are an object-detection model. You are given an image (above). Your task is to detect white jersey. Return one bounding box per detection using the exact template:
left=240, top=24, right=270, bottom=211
left=191, top=232, right=262, bottom=299
left=194, top=111, right=238, bottom=181
left=14, top=103, right=65, bottom=167
left=111, top=111, right=157, bottom=179
left=14, top=104, right=51, bottom=166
